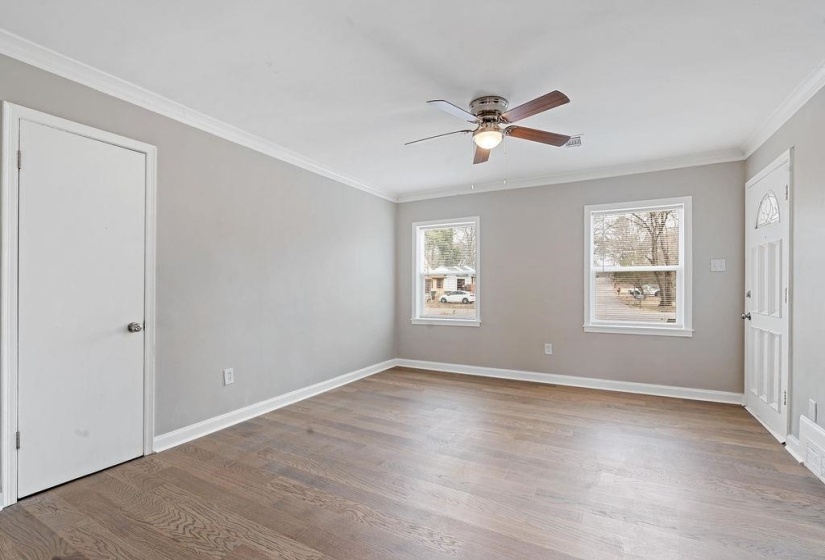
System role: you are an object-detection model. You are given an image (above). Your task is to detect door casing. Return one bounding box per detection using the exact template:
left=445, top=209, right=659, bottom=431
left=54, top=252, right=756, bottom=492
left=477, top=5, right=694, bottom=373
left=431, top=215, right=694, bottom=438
left=0, top=102, right=157, bottom=509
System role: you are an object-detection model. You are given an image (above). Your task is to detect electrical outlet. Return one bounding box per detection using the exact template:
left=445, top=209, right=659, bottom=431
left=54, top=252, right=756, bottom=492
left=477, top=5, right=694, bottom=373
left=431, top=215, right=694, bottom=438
left=223, top=368, right=235, bottom=386
left=544, top=343, right=553, bottom=355
left=810, top=399, right=818, bottom=423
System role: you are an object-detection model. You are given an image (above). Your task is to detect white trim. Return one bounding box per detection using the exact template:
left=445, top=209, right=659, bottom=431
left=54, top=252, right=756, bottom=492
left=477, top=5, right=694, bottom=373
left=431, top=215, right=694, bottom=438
left=395, top=359, right=744, bottom=404
left=396, top=149, right=745, bottom=202
left=0, top=103, right=17, bottom=511
left=746, top=149, right=792, bottom=188
left=0, top=28, right=395, bottom=203
left=411, top=216, right=481, bottom=327
left=583, top=197, right=689, bottom=214
left=1, top=24, right=822, bottom=204
left=583, top=325, right=693, bottom=337
left=785, top=435, right=804, bottom=463
left=743, top=59, right=825, bottom=158
left=0, top=103, right=157, bottom=509
left=143, top=142, right=158, bottom=457
left=153, top=359, right=397, bottom=452
left=410, top=319, right=480, bottom=327
left=583, top=196, right=693, bottom=337
left=800, top=415, right=825, bottom=484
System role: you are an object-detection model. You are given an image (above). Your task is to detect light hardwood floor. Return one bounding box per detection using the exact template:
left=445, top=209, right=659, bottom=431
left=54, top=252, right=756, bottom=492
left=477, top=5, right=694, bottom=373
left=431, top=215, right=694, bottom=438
left=2, top=367, right=824, bottom=559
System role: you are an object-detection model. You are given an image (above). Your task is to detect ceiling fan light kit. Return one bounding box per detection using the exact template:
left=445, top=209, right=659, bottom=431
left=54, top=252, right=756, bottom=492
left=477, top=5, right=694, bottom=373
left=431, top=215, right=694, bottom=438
left=408, top=90, right=574, bottom=164
left=473, top=123, right=503, bottom=149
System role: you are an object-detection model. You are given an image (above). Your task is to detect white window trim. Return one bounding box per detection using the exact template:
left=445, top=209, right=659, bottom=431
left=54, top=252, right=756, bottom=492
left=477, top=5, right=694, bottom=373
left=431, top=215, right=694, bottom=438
left=411, top=217, right=480, bottom=327
left=583, top=196, right=693, bottom=337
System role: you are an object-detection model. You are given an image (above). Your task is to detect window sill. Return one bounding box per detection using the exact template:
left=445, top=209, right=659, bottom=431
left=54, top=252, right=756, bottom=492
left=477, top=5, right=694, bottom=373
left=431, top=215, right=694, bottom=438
left=411, top=318, right=481, bottom=327
left=583, top=324, right=693, bottom=337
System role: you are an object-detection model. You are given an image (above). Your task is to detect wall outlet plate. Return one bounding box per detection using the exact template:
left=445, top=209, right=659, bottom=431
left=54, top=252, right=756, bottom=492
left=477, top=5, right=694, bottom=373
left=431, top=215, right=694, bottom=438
left=544, top=343, right=553, bottom=355
left=223, top=368, right=235, bottom=386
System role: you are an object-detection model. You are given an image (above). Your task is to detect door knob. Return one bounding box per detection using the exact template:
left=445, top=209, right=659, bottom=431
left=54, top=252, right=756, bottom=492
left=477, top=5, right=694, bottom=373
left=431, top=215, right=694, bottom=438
left=741, top=313, right=752, bottom=321
left=127, top=322, right=144, bottom=333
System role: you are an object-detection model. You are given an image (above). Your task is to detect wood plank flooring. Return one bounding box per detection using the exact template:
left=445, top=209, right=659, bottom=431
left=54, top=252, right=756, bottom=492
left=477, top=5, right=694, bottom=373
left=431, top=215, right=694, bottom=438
left=2, top=367, right=825, bottom=559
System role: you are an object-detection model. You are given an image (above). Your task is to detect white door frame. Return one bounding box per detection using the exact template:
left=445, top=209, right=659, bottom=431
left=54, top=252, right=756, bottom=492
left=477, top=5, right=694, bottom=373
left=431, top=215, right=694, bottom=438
left=744, top=148, right=793, bottom=442
left=0, top=103, right=157, bottom=509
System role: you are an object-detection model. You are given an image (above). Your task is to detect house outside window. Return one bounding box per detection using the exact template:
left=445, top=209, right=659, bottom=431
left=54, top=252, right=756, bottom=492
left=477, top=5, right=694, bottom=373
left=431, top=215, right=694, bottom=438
left=584, top=197, right=692, bottom=337
left=412, top=217, right=480, bottom=326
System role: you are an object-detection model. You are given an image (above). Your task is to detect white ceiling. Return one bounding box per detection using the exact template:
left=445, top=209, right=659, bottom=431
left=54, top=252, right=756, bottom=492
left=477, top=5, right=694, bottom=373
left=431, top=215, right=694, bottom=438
left=1, top=1, right=824, bottom=200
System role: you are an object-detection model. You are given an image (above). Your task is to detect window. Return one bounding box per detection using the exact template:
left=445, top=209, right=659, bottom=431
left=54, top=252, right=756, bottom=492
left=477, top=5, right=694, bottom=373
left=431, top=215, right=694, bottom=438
left=584, top=197, right=692, bottom=336
left=412, top=217, right=480, bottom=326
left=756, top=191, right=780, bottom=228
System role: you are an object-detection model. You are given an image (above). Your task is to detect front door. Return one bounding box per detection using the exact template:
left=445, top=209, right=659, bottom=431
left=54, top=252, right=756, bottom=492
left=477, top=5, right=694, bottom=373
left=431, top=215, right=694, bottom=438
left=744, top=155, right=791, bottom=442
left=16, top=118, right=147, bottom=498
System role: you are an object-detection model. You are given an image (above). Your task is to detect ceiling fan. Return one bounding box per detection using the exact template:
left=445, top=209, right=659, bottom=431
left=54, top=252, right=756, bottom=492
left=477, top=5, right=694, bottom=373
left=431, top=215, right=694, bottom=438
left=406, top=90, right=572, bottom=164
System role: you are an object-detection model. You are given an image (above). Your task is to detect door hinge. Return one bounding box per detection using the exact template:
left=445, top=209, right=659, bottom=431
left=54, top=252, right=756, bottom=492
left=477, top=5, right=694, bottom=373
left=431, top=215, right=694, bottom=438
left=785, top=184, right=789, bottom=200
left=783, top=390, right=787, bottom=406
left=15, top=431, right=20, bottom=450
left=17, top=150, right=21, bottom=170
left=785, top=287, right=788, bottom=304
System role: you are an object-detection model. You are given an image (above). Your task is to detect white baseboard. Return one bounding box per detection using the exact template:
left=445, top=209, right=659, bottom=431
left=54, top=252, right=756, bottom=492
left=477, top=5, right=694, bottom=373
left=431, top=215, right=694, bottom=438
left=153, top=359, right=397, bottom=452
left=154, top=357, right=746, bottom=453
left=785, top=435, right=804, bottom=463
left=395, top=359, right=744, bottom=405
left=800, top=415, right=825, bottom=484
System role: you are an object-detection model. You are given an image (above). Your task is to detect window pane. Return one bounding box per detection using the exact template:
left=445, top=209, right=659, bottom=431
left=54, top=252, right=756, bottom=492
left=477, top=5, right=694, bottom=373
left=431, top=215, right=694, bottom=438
left=755, top=191, right=780, bottom=228
left=593, top=209, right=680, bottom=268
left=594, top=271, right=677, bottom=324
left=420, top=225, right=477, bottom=319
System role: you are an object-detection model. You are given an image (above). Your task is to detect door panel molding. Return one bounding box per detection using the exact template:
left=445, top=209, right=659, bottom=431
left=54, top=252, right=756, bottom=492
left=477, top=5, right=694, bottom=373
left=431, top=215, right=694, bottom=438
left=0, top=102, right=157, bottom=509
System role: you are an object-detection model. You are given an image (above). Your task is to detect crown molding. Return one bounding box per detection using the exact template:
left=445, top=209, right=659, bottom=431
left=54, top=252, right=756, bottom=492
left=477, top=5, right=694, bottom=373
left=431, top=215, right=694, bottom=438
left=396, top=148, right=745, bottom=203
left=3, top=26, right=821, bottom=204
left=0, top=28, right=396, bottom=202
left=742, top=59, right=825, bottom=158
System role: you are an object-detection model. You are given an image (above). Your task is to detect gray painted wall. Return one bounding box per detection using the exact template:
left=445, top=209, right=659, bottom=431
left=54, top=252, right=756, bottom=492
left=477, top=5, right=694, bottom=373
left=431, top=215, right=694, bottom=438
left=397, top=162, right=745, bottom=393
left=0, top=54, right=396, bottom=435
left=747, top=87, right=825, bottom=437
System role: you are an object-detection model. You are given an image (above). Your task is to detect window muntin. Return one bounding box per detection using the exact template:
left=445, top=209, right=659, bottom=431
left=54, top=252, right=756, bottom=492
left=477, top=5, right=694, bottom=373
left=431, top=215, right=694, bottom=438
left=412, top=218, right=480, bottom=326
left=585, top=198, right=692, bottom=336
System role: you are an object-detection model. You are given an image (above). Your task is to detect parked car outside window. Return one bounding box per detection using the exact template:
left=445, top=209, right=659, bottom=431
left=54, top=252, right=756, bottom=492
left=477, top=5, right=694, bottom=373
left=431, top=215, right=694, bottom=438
left=439, top=290, right=476, bottom=304
left=642, top=284, right=661, bottom=296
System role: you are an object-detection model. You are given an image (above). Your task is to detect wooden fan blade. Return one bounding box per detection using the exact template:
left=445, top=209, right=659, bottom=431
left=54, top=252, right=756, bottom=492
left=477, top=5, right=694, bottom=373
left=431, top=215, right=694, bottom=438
left=473, top=144, right=490, bottom=164
left=501, top=90, right=570, bottom=123
left=427, top=100, right=480, bottom=123
left=405, top=129, right=473, bottom=145
left=505, top=126, right=571, bottom=147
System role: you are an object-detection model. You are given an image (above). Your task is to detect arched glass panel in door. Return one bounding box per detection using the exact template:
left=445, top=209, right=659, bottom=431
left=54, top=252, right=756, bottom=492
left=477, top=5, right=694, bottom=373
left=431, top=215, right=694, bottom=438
left=756, top=192, right=780, bottom=228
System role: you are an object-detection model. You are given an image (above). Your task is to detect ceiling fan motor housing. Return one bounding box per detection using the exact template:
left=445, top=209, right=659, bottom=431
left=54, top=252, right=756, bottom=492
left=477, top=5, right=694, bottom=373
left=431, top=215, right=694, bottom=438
left=469, top=96, right=509, bottom=123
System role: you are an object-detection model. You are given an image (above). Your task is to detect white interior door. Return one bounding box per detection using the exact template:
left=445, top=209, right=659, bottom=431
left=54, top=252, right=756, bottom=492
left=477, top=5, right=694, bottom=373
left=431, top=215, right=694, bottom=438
left=744, top=157, right=790, bottom=442
left=16, top=119, right=147, bottom=498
